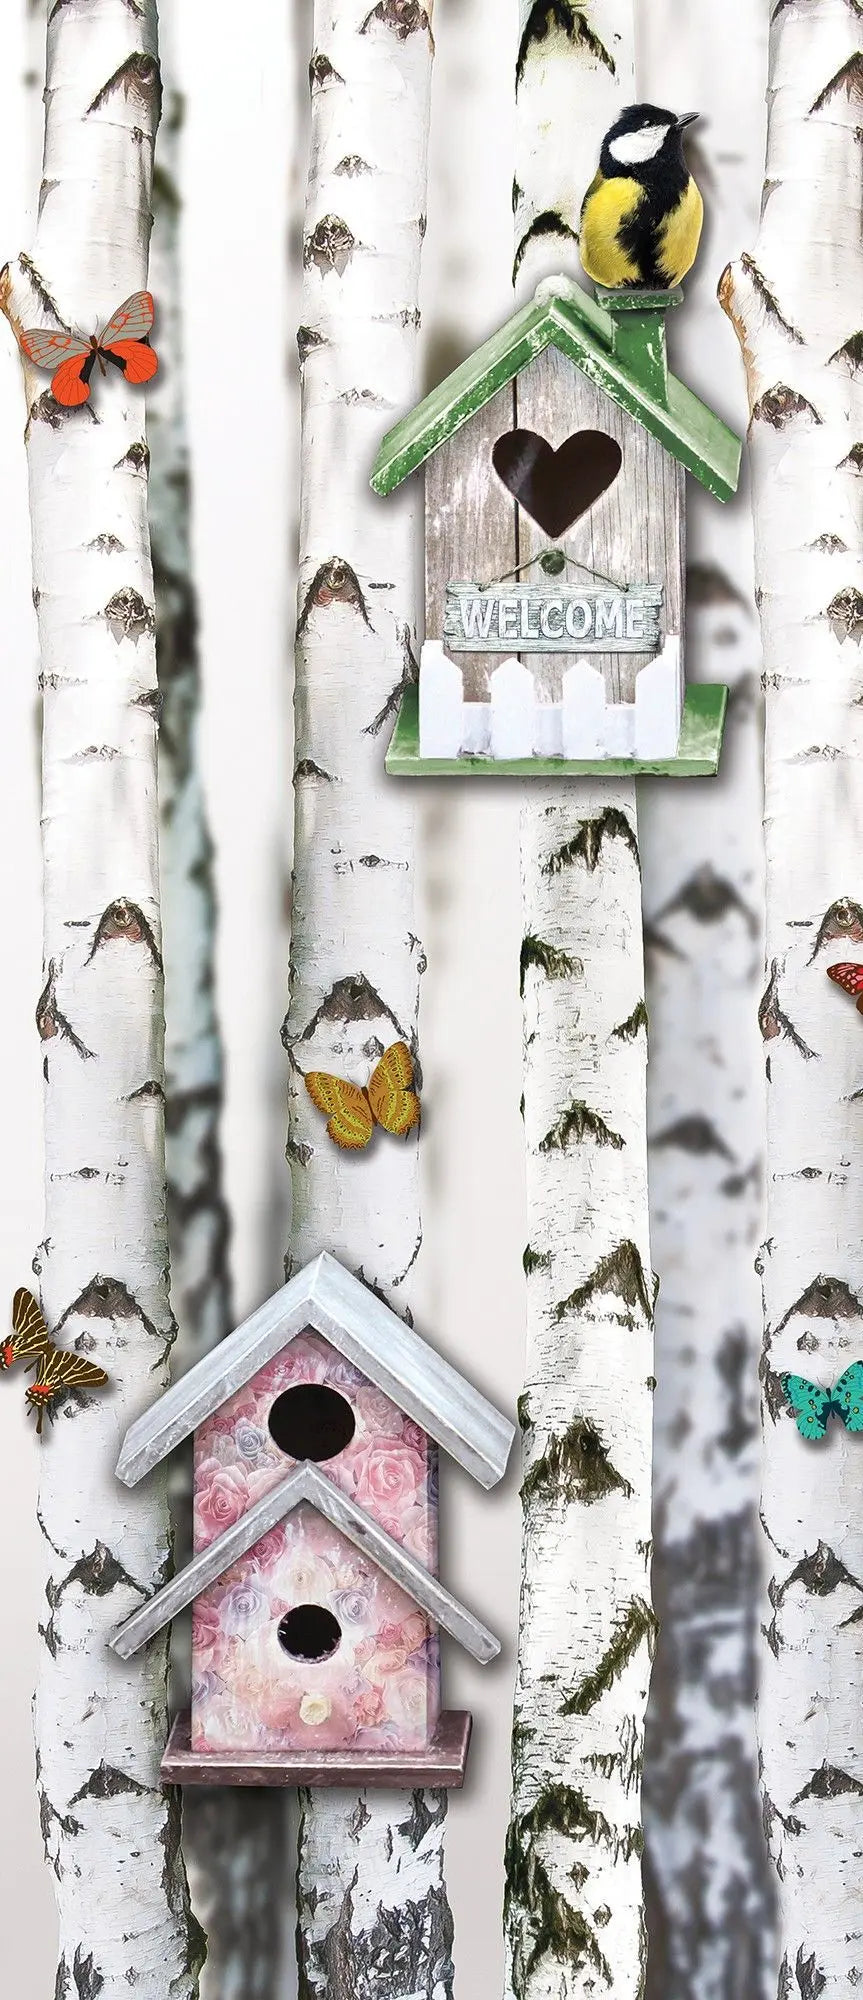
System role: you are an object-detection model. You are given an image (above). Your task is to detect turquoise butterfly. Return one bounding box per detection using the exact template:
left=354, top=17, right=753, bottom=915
left=781, top=1362, right=863, bottom=1441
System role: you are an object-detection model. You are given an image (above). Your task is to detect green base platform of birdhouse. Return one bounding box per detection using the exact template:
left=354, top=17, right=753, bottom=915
left=385, top=683, right=727, bottom=779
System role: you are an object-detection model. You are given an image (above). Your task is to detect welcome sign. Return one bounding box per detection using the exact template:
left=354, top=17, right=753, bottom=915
left=444, top=582, right=663, bottom=654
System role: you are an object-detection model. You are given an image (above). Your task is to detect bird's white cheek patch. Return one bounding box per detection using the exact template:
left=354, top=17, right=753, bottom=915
left=610, top=126, right=668, bottom=165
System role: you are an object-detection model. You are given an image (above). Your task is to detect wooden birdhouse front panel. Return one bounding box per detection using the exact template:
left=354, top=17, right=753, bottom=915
left=193, top=1329, right=438, bottom=1564
left=190, top=1503, right=438, bottom=1755
left=191, top=1330, right=440, bottom=1754
left=424, top=347, right=684, bottom=707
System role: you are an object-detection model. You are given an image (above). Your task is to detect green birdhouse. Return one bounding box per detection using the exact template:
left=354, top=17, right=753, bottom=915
left=370, top=278, right=742, bottom=778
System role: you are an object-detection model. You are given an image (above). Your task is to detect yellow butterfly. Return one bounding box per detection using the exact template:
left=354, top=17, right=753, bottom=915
left=304, top=1042, right=420, bottom=1151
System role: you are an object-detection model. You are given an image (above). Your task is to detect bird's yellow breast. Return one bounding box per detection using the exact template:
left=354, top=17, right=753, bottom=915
left=658, top=177, right=704, bottom=287
left=579, top=171, right=643, bottom=288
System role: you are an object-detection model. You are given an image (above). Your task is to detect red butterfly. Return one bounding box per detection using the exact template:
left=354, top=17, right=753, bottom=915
left=19, top=292, right=158, bottom=408
left=827, top=962, right=863, bottom=1015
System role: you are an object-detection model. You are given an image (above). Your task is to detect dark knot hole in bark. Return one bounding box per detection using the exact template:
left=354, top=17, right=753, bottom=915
left=277, top=1605, right=342, bottom=1663
left=268, top=1383, right=356, bottom=1462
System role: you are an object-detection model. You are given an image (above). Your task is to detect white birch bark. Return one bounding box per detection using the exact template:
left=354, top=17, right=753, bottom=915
left=0, top=3, right=204, bottom=1995
left=284, top=5, right=452, bottom=1994
left=719, top=2, right=863, bottom=1988
left=505, top=9, right=656, bottom=1996
left=637, top=4, right=776, bottom=1991
left=147, top=27, right=288, bottom=2000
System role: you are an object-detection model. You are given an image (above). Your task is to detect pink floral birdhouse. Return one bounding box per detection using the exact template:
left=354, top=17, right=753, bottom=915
left=111, top=1254, right=514, bottom=1788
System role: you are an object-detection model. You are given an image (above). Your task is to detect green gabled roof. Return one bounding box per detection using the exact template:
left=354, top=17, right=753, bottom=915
left=371, top=283, right=742, bottom=505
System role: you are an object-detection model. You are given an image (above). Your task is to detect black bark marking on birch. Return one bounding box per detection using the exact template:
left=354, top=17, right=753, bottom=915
left=86, top=897, right=163, bottom=971
left=364, top=622, right=418, bottom=738
left=776, top=1273, right=863, bottom=1330
left=126, top=1078, right=165, bottom=1103
left=810, top=530, right=848, bottom=552
left=612, top=998, right=648, bottom=1040
left=295, top=758, right=336, bottom=782
left=309, top=52, right=345, bottom=92
left=36, top=965, right=94, bottom=1059
left=840, top=443, right=863, bottom=471
left=54, top=1275, right=171, bottom=1354
left=687, top=560, right=751, bottom=611
left=360, top=0, right=435, bottom=50
left=652, top=1114, right=735, bottom=1161
left=792, top=1762, right=863, bottom=1806
left=514, top=211, right=581, bottom=281
left=298, top=324, right=328, bottom=364
left=396, top=1789, right=447, bottom=1851
left=520, top=933, right=582, bottom=994
left=643, top=920, right=685, bottom=961
left=115, top=439, right=150, bottom=474
left=792, top=1947, right=827, bottom=1999
left=297, top=1860, right=454, bottom=2000
left=15, top=252, right=62, bottom=323
left=738, top=253, right=804, bottom=343
left=87, top=533, right=125, bottom=554
left=87, top=52, right=162, bottom=122
left=654, top=863, right=760, bottom=935
left=540, top=1100, right=625, bottom=1153
left=716, top=1325, right=758, bottom=1456
left=286, top=1135, right=314, bottom=1170
left=523, top=1244, right=551, bottom=1273
left=759, top=964, right=817, bottom=1058
left=69, top=1761, right=150, bottom=1805
left=102, top=586, right=156, bottom=644
left=522, top=1414, right=633, bottom=1506
left=297, top=558, right=373, bottom=634
left=553, top=1239, right=654, bottom=1326
left=504, top=1788, right=618, bottom=1986
left=824, top=587, right=863, bottom=642
left=751, top=385, right=822, bottom=429
left=774, top=1540, right=863, bottom=1605
left=304, top=215, right=357, bottom=278
left=811, top=53, right=863, bottom=112
left=807, top=900, right=863, bottom=960
left=334, top=156, right=372, bottom=177
left=544, top=806, right=640, bottom=877
left=515, top=1, right=615, bottom=90
left=561, top=1597, right=658, bottom=1717
left=30, top=388, right=85, bottom=430
left=720, top=1157, right=761, bottom=1200
left=286, top=972, right=413, bottom=1057
left=831, top=330, right=863, bottom=373
left=57, top=1541, right=148, bottom=1602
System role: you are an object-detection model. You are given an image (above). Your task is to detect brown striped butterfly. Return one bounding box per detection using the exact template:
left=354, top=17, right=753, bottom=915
left=26, top=1345, right=109, bottom=1436
left=827, top=962, right=863, bottom=1014
left=304, top=1042, right=420, bottom=1151
left=2, top=1288, right=53, bottom=1372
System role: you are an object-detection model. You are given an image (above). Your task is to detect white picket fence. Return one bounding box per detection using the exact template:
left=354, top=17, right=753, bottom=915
left=418, top=636, right=683, bottom=762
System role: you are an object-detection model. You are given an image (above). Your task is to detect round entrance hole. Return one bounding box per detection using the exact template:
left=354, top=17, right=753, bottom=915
left=268, top=1382, right=356, bottom=1462
left=277, top=1604, right=342, bottom=1663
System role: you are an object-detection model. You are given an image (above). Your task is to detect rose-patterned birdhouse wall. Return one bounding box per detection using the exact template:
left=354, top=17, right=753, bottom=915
left=192, top=1332, right=440, bottom=1755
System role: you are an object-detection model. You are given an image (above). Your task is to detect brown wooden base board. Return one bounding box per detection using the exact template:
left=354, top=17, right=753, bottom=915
left=162, top=1708, right=473, bottom=1789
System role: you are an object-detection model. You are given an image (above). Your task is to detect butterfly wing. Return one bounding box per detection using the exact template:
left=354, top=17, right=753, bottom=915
left=832, top=1362, right=863, bottom=1433
left=304, top=1072, right=375, bottom=1150
left=366, top=1041, right=420, bottom=1138
left=781, top=1372, right=832, bottom=1441
left=50, top=353, right=94, bottom=406
left=25, top=1345, right=108, bottom=1434
left=18, top=327, right=89, bottom=369
left=828, top=962, right=863, bottom=1014
left=6, top=1288, right=52, bottom=1369
left=102, top=338, right=158, bottom=386
left=100, top=292, right=155, bottom=345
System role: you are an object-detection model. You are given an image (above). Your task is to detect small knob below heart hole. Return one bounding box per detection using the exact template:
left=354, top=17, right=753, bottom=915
left=492, top=428, right=623, bottom=539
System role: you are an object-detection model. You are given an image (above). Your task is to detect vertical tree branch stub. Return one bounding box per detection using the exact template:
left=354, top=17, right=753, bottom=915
left=2, top=3, right=204, bottom=1995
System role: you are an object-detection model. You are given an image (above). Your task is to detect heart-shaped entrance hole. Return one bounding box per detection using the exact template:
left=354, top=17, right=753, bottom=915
left=492, top=428, right=623, bottom=538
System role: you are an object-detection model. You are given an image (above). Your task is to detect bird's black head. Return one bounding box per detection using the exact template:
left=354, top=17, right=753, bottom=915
left=600, top=103, right=699, bottom=182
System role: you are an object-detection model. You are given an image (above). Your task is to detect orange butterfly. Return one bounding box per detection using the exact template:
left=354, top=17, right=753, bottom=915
left=19, top=291, right=158, bottom=407
left=304, top=1042, right=420, bottom=1151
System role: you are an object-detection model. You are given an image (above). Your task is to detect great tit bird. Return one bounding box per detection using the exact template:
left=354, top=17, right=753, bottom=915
left=579, top=104, right=704, bottom=291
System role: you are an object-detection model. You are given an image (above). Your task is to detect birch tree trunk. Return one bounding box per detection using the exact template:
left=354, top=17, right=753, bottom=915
left=505, top=8, right=656, bottom=1996
left=283, top=5, right=452, bottom=1995
left=147, top=26, right=286, bottom=2000
left=720, top=2, right=863, bottom=1988
left=637, top=3, right=776, bottom=1991
left=0, top=4, right=204, bottom=1995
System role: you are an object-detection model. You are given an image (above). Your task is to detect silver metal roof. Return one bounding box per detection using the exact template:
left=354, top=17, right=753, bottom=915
left=110, top=1461, right=500, bottom=1666
left=116, top=1252, right=514, bottom=1490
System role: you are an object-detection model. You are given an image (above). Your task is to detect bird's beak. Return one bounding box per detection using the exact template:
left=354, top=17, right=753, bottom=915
left=676, top=112, right=699, bottom=129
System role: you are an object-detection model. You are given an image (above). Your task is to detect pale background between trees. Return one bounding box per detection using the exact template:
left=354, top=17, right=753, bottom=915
left=0, top=0, right=763, bottom=1994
